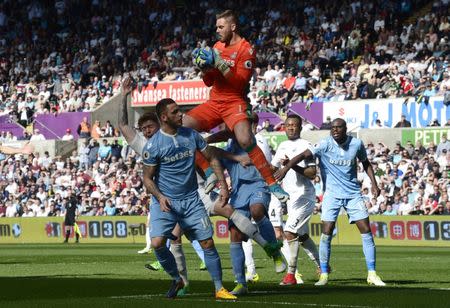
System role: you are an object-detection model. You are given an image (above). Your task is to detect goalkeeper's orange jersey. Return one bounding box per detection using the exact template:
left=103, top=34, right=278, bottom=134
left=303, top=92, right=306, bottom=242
left=203, top=38, right=255, bottom=102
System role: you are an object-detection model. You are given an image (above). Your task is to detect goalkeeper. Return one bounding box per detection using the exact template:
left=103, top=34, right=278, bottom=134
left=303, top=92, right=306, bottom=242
left=186, top=9, right=289, bottom=203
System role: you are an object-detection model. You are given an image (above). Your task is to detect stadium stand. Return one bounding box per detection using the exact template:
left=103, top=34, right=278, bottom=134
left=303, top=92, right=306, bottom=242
left=0, top=0, right=449, bottom=217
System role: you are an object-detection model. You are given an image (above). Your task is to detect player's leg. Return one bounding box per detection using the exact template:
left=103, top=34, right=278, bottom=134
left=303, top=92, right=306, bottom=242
left=184, top=102, right=222, bottom=193
left=213, top=202, right=268, bottom=248
left=170, top=224, right=190, bottom=295
left=268, top=196, right=288, bottom=272
left=315, top=194, right=342, bottom=286
left=229, top=226, right=249, bottom=295
left=63, top=224, right=71, bottom=243
left=232, top=119, right=289, bottom=202
left=191, top=240, right=206, bottom=270
left=242, top=239, right=259, bottom=282
left=347, top=197, right=386, bottom=286
left=138, top=213, right=152, bottom=254
left=149, top=199, right=184, bottom=298
left=181, top=194, right=236, bottom=299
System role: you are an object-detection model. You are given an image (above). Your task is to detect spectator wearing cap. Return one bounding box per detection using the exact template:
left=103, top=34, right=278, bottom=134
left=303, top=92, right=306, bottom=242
left=394, top=115, right=412, bottom=128
left=62, top=129, right=74, bottom=141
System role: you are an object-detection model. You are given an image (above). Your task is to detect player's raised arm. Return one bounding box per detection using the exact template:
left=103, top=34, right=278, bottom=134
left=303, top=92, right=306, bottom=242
left=274, top=149, right=314, bottom=181
left=118, top=76, right=137, bottom=143
left=143, top=164, right=171, bottom=212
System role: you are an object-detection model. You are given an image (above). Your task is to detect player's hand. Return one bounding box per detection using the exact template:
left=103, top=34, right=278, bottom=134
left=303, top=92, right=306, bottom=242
left=216, top=186, right=229, bottom=208
left=158, top=195, right=171, bottom=212
left=121, top=76, right=134, bottom=96
left=371, top=185, right=381, bottom=198
left=236, top=154, right=252, bottom=167
left=280, top=155, right=290, bottom=166
left=274, top=166, right=288, bottom=181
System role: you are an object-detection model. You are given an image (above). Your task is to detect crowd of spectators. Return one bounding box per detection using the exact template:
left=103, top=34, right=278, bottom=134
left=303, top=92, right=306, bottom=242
left=1, top=132, right=449, bottom=217
left=1, top=0, right=449, bottom=126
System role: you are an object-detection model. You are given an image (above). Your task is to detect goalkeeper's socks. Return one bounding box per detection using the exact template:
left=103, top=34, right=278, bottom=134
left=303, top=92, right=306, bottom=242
left=195, top=150, right=211, bottom=176
left=203, top=246, right=223, bottom=292
left=361, top=232, right=376, bottom=271
left=191, top=240, right=205, bottom=262
left=319, top=233, right=332, bottom=273
left=246, top=144, right=277, bottom=186
left=230, top=242, right=246, bottom=285
left=154, top=245, right=180, bottom=280
left=256, top=216, right=277, bottom=243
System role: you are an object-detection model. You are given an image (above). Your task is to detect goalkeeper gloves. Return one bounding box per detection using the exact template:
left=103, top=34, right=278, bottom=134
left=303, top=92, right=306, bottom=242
left=193, top=47, right=230, bottom=75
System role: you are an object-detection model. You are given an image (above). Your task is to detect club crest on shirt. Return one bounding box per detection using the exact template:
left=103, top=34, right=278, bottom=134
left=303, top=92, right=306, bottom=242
left=248, top=48, right=254, bottom=55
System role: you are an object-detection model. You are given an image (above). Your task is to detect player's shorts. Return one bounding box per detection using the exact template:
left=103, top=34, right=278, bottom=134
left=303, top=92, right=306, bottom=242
left=268, top=196, right=283, bottom=228
left=321, top=193, right=368, bottom=223
left=229, top=185, right=271, bottom=224
left=186, top=99, right=251, bottom=132
left=284, top=197, right=315, bottom=235
left=150, top=193, right=213, bottom=241
left=64, top=217, right=75, bottom=226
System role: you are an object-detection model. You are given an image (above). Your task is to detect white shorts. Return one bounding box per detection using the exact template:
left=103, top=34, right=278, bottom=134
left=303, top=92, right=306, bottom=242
left=284, top=197, right=315, bottom=236
left=268, top=196, right=283, bottom=228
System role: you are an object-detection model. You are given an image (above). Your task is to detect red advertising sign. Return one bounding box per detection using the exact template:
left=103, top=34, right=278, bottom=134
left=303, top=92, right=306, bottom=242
left=131, top=80, right=210, bottom=107
left=215, top=220, right=229, bottom=238
left=390, top=221, right=405, bottom=240
left=406, top=221, right=422, bottom=240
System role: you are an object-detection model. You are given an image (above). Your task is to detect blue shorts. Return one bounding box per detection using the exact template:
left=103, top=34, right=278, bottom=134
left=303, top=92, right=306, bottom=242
left=229, top=183, right=270, bottom=226
left=150, top=193, right=213, bottom=241
left=321, top=193, right=368, bottom=223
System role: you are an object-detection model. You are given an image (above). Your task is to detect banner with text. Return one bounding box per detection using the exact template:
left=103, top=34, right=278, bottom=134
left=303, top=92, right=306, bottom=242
left=401, top=127, right=450, bottom=147
left=322, top=96, right=447, bottom=131
left=1, top=215, right=449, bottom=246
left=131, top=80, right=210, bottom=107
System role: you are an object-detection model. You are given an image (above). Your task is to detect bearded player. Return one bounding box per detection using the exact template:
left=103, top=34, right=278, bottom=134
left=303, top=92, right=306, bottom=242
left=186, top=9, right=289, bottom=203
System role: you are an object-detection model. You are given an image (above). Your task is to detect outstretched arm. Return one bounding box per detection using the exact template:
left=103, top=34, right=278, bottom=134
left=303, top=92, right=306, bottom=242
left=274, top=149, right=314, bottom=181
left=201, top=145, right=229, bottom=206
left=118, top=77, right=137, bottom=143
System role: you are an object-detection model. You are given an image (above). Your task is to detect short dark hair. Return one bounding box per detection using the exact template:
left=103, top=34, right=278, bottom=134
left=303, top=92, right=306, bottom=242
left=286, top=114, right=302, bottom=125
left=216, top=10, right=238, bottom=26
left=155, top=98, right=176, bottom=119
left=137, top=112, right=158, bottom=128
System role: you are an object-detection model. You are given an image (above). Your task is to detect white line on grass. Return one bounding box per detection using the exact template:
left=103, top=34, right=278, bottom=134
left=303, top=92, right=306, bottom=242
left=110, top=292, right=377, bottom=308
left=429, top=288, right=450, bottom=291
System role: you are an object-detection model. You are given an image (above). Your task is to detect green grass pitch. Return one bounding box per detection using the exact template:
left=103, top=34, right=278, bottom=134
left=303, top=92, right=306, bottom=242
left=0, top=244, right=449, bottom=307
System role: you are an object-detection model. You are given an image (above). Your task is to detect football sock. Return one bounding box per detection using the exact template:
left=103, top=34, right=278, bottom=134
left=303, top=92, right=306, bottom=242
left=361, top=232, right=376, bottom=271
left=65, top=230, right=70, bottom=241
left=230, top=210, right=267, bottom=246
left=281, top=239, right=291, bottom=262
left=191, top=240, right=205, bottom=262
left=287, top=237, right=300, bottom=274
left=154, top=245, right=180, bottom=280
left=301, top=237, right=320, bottom=267
left=203, top=247, right=223, bottom=292
left=256, top=216, right=277, bottom=243
left=230, top=242, right=246, bottom=285
left=242, top=239, right=256, bottom=275
left=145, top=226, right=151, bottom=249
left=195, top=151, right=211, bottom=176
left=170, top=243, right=188, bottom=286
left=246, top=144, right=276, bottom=185
left=319, top=234, right=332, bottom=273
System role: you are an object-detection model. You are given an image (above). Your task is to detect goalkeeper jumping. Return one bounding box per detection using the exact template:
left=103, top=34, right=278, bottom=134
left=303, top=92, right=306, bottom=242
left=186, top=9, right=289, bottom=203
